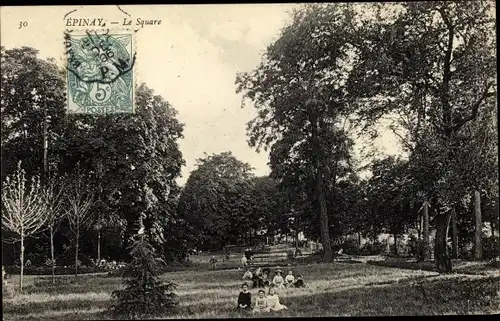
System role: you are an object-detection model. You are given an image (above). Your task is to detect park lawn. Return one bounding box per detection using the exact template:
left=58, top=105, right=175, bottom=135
left=3, top=262, right=499, bottom=320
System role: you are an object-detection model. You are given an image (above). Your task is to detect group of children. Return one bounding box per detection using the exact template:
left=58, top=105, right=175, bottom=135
left=237, top=283, right=288, bottom=313
left=237, top=268, right=306, bottom=313
left=242, top=267, right=305, bottom=289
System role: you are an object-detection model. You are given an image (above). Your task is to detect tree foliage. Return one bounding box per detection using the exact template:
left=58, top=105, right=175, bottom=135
left=178, top=152, right=254, bottom=250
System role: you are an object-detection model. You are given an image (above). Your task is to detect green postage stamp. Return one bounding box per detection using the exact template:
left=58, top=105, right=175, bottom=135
left=64, top=29, right=136, bottom=114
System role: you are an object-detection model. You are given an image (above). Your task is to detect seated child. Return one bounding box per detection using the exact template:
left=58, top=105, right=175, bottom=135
left=242, top=269, right=253, bottom=280
left=266, top=287, right=287, bottom=311
left=263, top=279, right=271, bottom=290
left=252, top=289, right=270, bottom=313
left=237, top=283, right=252, bottom=311
left=253, top=267, right=263, bottom=288
left=294, top=274, right=305, bottom=288
left=284, top=270, right=295, bottom=287
left=272, top=269, right=285, bottom=288
left=242, top=269, right=253, bottom=288
left=262, top=272, right=270, bottom=287
left=262, top=267, right=271, bottom=276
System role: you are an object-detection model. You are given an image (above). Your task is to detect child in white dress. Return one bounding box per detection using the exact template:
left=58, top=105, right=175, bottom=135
left=266, top=287, right=287, bottom=311
left=252, top=289, right=270, bottom=313
left=284, top=270, right=295, bottom=287
left=272, top=269, right=285, bottom=288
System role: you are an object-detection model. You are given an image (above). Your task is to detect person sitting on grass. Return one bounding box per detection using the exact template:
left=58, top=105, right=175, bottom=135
left=237, top=283, right=252, bottom=311
left=242, top=269, right=253, bottom=287
left=294, top=274, right=305, bottom=288
left=253, top=267, right=263, bottom=288
left=266, top=287, right=288, bottom=311
left=263, top=279, right=271, bottom=291
left=272, top=269, right=285, bottom=288
left=284, top=270, right=295, bottom=288
left=253, top=289, right=270, bottom=313
left=262, top=271, right=270, bottom=287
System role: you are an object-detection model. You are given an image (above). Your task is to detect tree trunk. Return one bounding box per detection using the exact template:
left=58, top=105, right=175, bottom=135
left=393, top=233, right=398, bottom=256
left=75, top=225, right=79, bottom=276
left=317, top=172, right=332, bottom=262
left=417, top=213, right=422, bottom=240
left=496, top=199, right=500, bottom=260
left=97, top=229, right=101, bottom=263
left=20, top=235, right=24, bottom=293
left=50, top=227, right=55, bottom=285
left=358, top=232, right=362, bottom=249
left=474, top=190, right=482, bottom=260
left=422, top=201, right=430, bottom=260
left=451, top=207, right=458, bottom=259
left=434, top=211, right=452, bottom=273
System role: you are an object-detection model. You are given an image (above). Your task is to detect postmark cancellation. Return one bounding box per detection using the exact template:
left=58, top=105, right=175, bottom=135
left=64, top=29, right=136, bottom=114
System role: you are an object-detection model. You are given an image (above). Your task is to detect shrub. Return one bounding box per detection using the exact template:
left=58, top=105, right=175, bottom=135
left=2, top=266, right=14, bottom=297
left=4, top=265, right=106, bottom=275
left=287, top=250, right=295, bottom=260
left=109, top=236, right=178, bottom=319
left=336, top=239, right=360, bottom=255
left=482, top=236, right=499, bottom=260
left=359, top=241, right=385, bottom=256
left=406, top=235, right=427, bottom=261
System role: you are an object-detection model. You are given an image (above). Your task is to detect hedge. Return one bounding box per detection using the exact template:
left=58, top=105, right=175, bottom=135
left=4, top=265, right=107, bottom=276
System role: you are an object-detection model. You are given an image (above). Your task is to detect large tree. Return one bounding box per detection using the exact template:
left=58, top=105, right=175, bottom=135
left=54, top=83, right=185, bottom=261
left=347, top=1, right=496, bottom=271
left=2, top=46, right=186, bottom=264
left=1, top=46, right=66, bottom=183
left=178, top=152, right=254, bottom=250
left=249, top=176, right=290, bottom=244
left=236, top=4, right=360, bottom=261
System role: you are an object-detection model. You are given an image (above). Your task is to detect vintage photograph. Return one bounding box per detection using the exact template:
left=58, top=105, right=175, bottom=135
left=1, top=2, right=498, bottom=319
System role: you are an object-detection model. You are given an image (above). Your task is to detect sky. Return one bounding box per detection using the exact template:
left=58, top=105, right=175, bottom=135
left=1, top=4, right=402, bottom=185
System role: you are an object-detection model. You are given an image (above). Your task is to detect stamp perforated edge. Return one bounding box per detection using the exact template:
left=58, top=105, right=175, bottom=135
left=63, top=28, right=137, bottom=114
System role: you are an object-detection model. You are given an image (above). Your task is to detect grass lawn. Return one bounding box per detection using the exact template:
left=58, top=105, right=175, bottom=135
left=3, top=262, right=499, bottom=320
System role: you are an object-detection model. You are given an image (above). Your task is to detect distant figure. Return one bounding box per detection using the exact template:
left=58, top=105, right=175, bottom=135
left=294, top=274, right=305, bottom=288
left=266, top=287, right=287, bottom=311
left=253, top=289, right=270, bottom=313
left=262, top=267, right=271, bottom=276
left=244, top=249, right=252, bottom=260
left=272, top=269, right=285, bottom=288
left=237, top=283, right=252, bottom=311
left=241, top=254, right=248, bottom=268
left=285, top=270, right=295, bottom=287
left=210, top=256, right=218, bottom=270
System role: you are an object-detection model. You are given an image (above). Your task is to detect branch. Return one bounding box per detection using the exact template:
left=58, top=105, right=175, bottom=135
left=451, top=82, right=495, bottom=132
